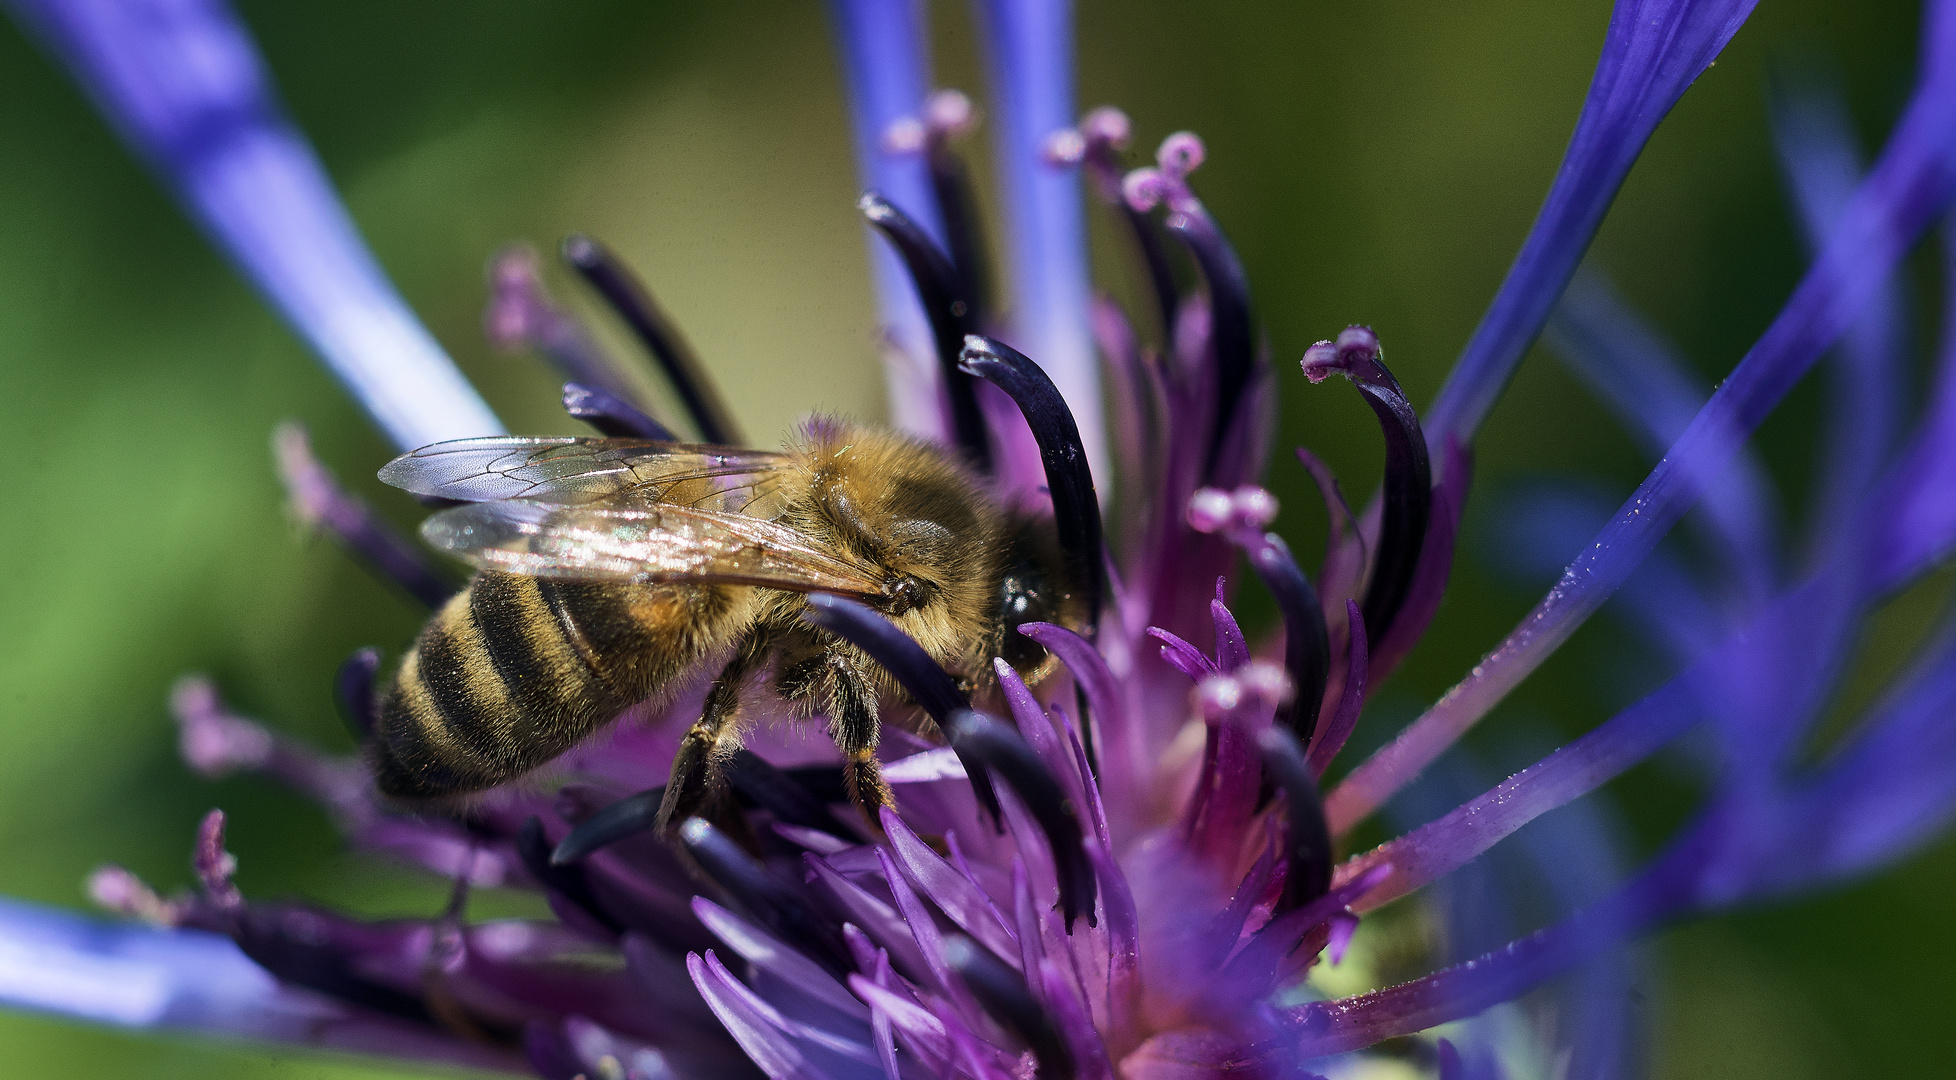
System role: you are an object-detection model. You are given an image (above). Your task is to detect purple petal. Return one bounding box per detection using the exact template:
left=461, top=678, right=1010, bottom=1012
left=7, top=0, right=502, bottom=450
left=1296, top=447, right=1367, bottom=611
left=823, top=0, right=946, bottom=436
left=694, top=898, right=868, bottom=1022
left=1209, top=589, right=1250, bottom=672
left=1423, top=0, right=1760, bottom=444
left=687, top=951, right=823, bottom=1080
left=881, top=809, right=1020, bottom=962
left=1329, top=9, right=1956, bottom=828
left=1145, top=627, right=1216, bottom=682
left=804, top=855, right=934, bottom=989
left=973, top=0, right=1105, bottom=481
left=1306, top=602, right=1368, bottom=779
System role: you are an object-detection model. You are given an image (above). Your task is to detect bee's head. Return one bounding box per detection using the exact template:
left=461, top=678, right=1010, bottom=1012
left=801, top=422, right=1002, bottom=667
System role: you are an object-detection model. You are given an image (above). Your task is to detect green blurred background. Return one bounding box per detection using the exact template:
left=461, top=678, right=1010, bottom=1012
left=0, top=0, right=1944, bottom=1075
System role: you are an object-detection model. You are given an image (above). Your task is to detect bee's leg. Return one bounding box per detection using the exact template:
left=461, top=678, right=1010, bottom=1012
left=820, top=651, right=893, bottom=830
left=656, top=636, right=768, bottom=833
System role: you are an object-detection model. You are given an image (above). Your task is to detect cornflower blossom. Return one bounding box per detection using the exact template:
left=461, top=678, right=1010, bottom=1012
left=7, top=0, right=1956, bottom=1076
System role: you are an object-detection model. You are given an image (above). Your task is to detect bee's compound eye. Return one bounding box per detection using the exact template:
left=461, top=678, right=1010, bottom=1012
left=997, top=568, right=1055, bottom=673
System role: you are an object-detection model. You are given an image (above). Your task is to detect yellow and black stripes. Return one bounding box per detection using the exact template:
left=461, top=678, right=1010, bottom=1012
left=373, top=571, right=751, bottom=800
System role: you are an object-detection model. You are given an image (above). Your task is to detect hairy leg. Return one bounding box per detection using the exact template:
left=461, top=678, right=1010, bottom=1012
left=656, top=635, right=769, bottom=832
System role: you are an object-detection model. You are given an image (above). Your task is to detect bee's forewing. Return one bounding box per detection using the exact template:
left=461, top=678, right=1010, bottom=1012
left=420, top=497, right=889, bottom=598
left=378, top=437, right=795, bottom=506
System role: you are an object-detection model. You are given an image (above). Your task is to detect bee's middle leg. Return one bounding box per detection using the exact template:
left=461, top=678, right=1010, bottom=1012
left=657, top=636, right=767, bottom=833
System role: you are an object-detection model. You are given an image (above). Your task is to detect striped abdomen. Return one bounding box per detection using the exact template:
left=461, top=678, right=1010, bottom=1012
left=373, top=570, right=749, bottom=799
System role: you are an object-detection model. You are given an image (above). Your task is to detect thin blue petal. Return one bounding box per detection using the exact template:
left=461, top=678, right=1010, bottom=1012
left=1330, top=1, right=1956, bottom=831
left=1424, top=0, right=1760, bottom=445
left=823, top=0, right=946, bottom=436
left=972, top=0, right=1104, bottom=478
left=1546, top=274, right=1780, bottom=603
left=1769, top=75, right=1909, bottom=566
left=6, top=0, right=504, bottom=451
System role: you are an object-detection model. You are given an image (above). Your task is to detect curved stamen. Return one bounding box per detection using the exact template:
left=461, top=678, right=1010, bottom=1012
left=561, top=235, right=741, bottom=447
left=1187, top=487, right=1333, bottom=744
left=1255, top=729, right=1334, bottom=910
left=553, top=760, right=853, bottom=864
left=562, top=383, right=675, bottom=441
left=724, top=750, right=857, bottom=840
left=859, top=192, right=991, bottom=471
left=1055, top=106, right=1179, bottom=343
left=959, top=336, right=1105, bottom=627
left=487, top=244, right=656, bottom=416
left=679, top=818, right=849, bottom=974
left=942, top=935, right=1076, bottom=1079
left=945, top=711, right=1097, bottom=931
left=551, top=789, right=663, bottom=866
left=1162, top=208, right=1254, bottom=477
left=516, top=818, right=622, bottom=937
left=273, top=422, right=456, bottom=609
left=1303, top=327, right=1433, bottom=648
left=800, top=594, right=997, bottom=823
left=898, top=90, right=992, bottom=321
left=334, top=647, right=381, bottom=741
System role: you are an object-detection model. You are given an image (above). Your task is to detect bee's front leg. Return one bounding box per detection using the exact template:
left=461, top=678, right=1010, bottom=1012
left=656, top=634, right=769, bottom=833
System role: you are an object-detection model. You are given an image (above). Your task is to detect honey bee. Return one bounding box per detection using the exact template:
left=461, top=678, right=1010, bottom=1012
left=370, top=418, right=1073, bottom=828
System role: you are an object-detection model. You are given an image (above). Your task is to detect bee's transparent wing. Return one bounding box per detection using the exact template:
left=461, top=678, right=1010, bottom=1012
left=379, top=437, right=797, bottom=512
left=419, top=495, right=890, bottom=599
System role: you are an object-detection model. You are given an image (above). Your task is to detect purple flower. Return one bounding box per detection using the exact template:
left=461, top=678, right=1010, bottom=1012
left=10, top=0, right=1956, bottom=1076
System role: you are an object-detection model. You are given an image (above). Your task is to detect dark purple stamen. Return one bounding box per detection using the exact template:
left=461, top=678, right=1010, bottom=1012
left=562, top=382, right=675, bottom=441
left=1073, top=110, right=1179, bottom=343
left=1162, top=212, right=1253, bottom=476
left=561, top=234, right=742, bottom=447
left=228, top=906, right=440, bottom=1027
left=922, top=121, right=993, bottom=322
left=1254, top=728, right=1334, bottom=910
left=552, top=760, right=854, bottom=864
left=800, top=593, right=999, bottom=823
left=942, top=935, right=1075, bottom=1079
left=946, top=711, right=1097, bottom=931
left=959, top=336, right=1105, bottom=627
left=1302, top=327, right=1433, bottom=648
left=678, top=817, right=850, bottom=974
left=724, top=749, right=857, bottom=840
left=858, top=192, right=991, bottom=471
left=1246, top=535, right=1331, bottom=744
left=334, top=647, right=380, bottom=741
left=274, top=423, right=456, bottom=609
left=550, top=788, right=663, bottom=866
left=517, top=817, right=624, bottom=936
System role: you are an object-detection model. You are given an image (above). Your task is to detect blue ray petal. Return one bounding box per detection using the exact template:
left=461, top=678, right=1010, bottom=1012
left=5, top=0, right=503, bottom=451
left=1424, top=0, right=1760, bottom=446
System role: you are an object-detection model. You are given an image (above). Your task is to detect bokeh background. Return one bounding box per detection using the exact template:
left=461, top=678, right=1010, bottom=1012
left=0, top=0, right=1944, bottom=1076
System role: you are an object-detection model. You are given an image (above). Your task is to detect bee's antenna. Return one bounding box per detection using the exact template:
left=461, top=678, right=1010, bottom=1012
left=561, top=235, right=742, bottom=447
left=859, top=192, right=992, bottom=473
